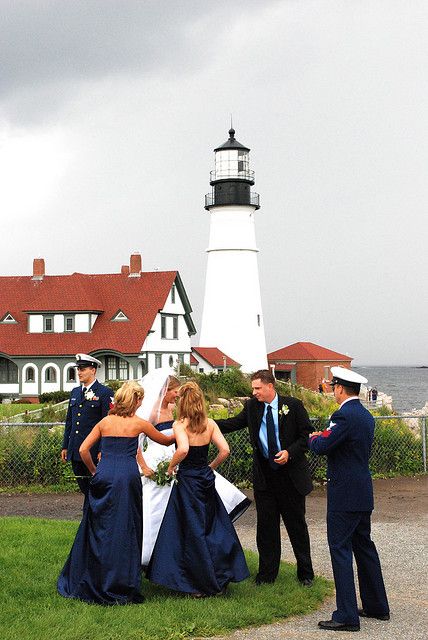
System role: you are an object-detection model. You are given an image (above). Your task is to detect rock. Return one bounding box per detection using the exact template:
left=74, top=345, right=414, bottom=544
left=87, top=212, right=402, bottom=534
left=209, top=404, right=225, bottom=412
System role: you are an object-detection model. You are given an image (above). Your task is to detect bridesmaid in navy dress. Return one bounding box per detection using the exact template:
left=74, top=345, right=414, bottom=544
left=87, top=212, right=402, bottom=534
left=57, top=380, right=174, bottom=605
left=147, top=381, right=249, bottom=596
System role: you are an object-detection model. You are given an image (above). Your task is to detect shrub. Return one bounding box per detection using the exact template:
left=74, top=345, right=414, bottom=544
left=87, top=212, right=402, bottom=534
left=104, top=379, right=122, bottom=393
left=29, top=427, right=66, bottom=485
left=39, top=391, right=70, bottom=404
left=370, top=418, right=423, bottom=476
left=0, top=425, right=72, bottom=488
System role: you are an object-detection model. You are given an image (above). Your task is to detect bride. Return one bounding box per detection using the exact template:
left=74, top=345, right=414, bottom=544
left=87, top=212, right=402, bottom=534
left=136, top=368, right=251, bottom=567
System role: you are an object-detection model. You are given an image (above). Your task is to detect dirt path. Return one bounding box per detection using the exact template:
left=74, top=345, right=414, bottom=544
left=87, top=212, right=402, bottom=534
left=1, top=475, right=426, bottom=522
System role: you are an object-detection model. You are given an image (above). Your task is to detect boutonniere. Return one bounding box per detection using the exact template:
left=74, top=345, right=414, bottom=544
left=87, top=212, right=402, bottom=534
left=109, top=397, right=115, bottom=410
left=84, top=389, right=95, bottom=401
left=279, top=404, right=289, bottom=417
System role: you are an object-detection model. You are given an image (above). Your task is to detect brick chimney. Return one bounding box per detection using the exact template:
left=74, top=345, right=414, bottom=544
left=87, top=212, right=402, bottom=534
left=121, top=265, right=130, bottom=275
left=129, top=252, right=142, bottom=277
left=32, top=258, right=45, bottom=280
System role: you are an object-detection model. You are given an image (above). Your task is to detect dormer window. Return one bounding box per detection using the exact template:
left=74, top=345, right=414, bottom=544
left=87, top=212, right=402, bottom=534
left=112, top=310, right=129, bottom=322
left=65, top=315, right=75, bottom=332
left=44, top=316, right=54, bottom=332
left=1, top=312, right=17, bottom=323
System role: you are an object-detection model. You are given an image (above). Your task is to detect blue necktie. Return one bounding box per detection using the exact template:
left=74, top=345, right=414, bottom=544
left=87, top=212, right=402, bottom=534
left=82, top=387, right=87, bottom=401
left=266, top=405, right=278, bottom=469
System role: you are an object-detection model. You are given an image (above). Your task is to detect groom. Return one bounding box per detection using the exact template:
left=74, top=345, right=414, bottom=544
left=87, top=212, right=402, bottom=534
left=216, top=369, right=314, bottom=586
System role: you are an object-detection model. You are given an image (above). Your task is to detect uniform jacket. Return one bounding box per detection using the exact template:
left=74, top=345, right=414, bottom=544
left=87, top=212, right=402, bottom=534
left=62, top=380, right=113, bottom=461
left=217, top=395, right=313, bottom=495
left=308, top=398, right=374, bottom=511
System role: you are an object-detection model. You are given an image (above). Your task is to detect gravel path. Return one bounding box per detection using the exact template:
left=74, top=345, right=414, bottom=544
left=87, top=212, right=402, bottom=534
left=213, top=476, right=428, bottom=640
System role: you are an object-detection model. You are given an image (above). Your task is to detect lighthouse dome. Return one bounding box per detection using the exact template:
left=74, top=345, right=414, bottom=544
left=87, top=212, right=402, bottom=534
left=214, top=128, right=250, bottom=152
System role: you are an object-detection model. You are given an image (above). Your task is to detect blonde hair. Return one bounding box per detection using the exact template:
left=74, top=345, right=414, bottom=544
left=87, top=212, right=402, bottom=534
left=110, top=380, right=144, bottom=417
left=177, top=381, right=207, bottom=434
left=167, top=376, right=180, bottom=391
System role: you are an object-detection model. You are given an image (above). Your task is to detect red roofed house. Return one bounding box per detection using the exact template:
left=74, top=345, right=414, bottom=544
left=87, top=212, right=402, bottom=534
left=191, top=347, right=240, bottom=374
left=267, top=342, right=352, bottom=391
left=0, top=253, right=196, bottom=401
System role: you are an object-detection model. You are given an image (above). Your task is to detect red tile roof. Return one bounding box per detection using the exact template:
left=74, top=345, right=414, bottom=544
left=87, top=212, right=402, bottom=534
left=0, top=271, right=179, bottom=356
left=192, top=347, right=240, bottom=368
left=268, top=342, right=352, bottom=362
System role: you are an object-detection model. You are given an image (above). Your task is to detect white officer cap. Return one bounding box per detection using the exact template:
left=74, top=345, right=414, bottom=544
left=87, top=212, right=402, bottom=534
left=74, top=353, right=102, bottom=369
left=330, top=366, right=368, bottom=387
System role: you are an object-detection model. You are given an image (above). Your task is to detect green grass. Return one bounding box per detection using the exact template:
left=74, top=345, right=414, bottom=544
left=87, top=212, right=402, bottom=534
left=0, top=404, right=46, bottom=418
left=0, top=517, right=332, bottom=640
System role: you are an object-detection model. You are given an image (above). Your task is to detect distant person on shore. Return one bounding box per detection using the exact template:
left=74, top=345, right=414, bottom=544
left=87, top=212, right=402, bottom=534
left=371, top=388, right=378, bottom=403
left=309, top=367, right=389, bottom=632
left=318, top=382, right=324, bottom=394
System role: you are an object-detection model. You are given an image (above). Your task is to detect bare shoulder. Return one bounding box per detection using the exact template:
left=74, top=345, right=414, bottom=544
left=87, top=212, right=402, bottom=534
left=97, top=415, right=111, bottom=431
left=133, top=415, right=152, bottom=430
left=207, top=417, right=218, bottom=431
left=173, top=418, right=187, bottom=431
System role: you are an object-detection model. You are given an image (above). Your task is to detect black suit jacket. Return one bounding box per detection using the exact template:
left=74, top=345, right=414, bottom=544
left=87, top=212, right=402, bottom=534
left=217, top=394, right=313, bottom=495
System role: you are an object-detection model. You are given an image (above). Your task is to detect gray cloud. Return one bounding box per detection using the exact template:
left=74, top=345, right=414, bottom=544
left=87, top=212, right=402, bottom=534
left=0, top=0, right=273, bottom=123
left=1, top=0, right=427, bottom=366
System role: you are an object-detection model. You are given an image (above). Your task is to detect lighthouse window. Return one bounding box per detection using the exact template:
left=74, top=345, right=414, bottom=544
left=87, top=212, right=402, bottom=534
left=257, top=314, right=260, bottom=326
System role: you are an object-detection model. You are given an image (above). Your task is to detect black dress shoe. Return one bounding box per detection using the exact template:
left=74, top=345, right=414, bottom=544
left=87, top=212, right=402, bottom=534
left=318, top=619, right=360, bottom=632
left=299, top=578, right=313, bottom=587
left=358, top=608, right=390, bottom=621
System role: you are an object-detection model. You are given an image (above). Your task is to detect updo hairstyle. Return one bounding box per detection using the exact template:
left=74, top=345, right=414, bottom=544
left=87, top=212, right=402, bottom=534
left=110, top=380, right=144, bottom=417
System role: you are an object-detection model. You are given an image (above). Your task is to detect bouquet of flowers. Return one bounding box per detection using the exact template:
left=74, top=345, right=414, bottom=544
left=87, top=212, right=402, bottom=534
left=152, top=458, right=177, bottom=486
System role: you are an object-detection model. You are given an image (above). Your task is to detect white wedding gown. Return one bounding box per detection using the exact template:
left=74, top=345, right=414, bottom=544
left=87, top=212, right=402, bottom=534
left=139, top=422, right=251, bottom=567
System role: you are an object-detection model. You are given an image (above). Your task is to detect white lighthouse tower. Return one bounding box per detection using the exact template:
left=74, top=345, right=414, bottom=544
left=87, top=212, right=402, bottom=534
left=199, top=128, right=268, bottom=372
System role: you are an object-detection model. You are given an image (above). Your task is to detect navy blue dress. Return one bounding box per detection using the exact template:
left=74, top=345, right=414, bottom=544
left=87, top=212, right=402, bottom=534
left=57, top=436, right=144, bottom=605
left=147, top=444, right=249, bottom=595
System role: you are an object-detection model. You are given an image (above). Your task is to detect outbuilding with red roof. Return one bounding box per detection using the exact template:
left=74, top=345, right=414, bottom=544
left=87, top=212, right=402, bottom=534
left=191, top=347, right=240, bottom=374
left=267, top=342, right=352, bottom=391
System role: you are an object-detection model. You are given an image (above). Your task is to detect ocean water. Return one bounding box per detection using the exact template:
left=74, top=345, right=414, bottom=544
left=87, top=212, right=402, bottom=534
left=354, top=366, right=428, bottom=413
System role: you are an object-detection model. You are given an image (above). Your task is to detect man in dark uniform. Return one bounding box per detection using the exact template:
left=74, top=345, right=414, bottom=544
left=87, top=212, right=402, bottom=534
left=309, top=366, right=390, bottom=632
left=61, top=354, right=113, bottom=496
left=216, top=369, right=314, bottom=587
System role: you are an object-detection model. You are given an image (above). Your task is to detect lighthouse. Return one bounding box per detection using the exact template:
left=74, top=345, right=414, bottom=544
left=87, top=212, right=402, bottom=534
left=199, top=128, right=268, bottom=372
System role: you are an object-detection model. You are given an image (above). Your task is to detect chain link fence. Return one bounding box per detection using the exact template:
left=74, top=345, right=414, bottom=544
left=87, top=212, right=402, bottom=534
left=0, top=417, right=426, bottom=489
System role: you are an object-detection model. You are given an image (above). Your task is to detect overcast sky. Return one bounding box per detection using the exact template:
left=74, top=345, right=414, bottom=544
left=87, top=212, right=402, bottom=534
left=1, top=0, right=427, bottom=366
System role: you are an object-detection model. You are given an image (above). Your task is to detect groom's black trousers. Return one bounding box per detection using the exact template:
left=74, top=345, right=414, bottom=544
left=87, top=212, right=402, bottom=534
left=255, top=458, right=314, bottom=583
